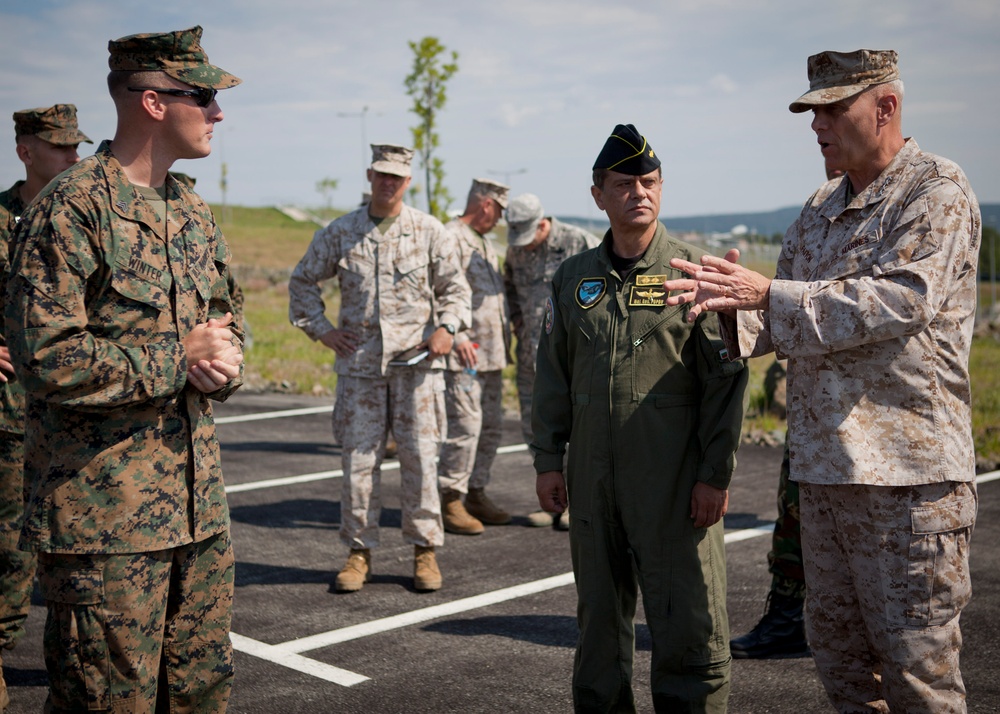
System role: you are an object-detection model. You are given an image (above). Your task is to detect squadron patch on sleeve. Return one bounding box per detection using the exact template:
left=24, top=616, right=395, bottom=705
left=575, top=277, right=606, bottom=309
left=544, top=296, right=555, bottom=334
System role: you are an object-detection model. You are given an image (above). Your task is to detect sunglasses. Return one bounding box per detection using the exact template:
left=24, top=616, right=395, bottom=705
left=128, top=86, right=218, bottom=108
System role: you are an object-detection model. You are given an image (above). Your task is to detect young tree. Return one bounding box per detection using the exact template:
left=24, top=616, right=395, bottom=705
left=404, top=36, right=459, bottom=220
left=316, top=177, right=339, bottom=210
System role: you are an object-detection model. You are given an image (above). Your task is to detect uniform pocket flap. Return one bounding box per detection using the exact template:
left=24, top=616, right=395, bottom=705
left=654, top=393, right=697, bottom=408
left=911, top=494, right=977, bottom=534
left=38, top=566, right=104, bottom=605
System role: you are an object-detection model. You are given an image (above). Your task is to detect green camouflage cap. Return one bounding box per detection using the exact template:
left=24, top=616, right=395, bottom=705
left=13, top=104, right=92, bottom=145
left=108, top=25, right=241, bottom=90
left=469, top=177, right=510, bottom=209
left=370, top=143, right=414, bottom=177
left=789, top=49, right=899, bottom=113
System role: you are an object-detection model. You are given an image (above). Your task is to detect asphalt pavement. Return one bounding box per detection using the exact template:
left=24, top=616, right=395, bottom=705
left=3, top=391, right=998, bottom=713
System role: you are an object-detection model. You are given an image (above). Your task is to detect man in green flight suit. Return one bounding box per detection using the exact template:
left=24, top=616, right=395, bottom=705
left=531, top=124, right=748, bottom=712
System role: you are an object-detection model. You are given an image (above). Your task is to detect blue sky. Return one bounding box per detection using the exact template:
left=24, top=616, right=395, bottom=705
left=1, top=0, right=997, bottom=221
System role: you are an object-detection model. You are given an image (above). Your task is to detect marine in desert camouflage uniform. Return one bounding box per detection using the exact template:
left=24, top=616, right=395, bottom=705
left=289, top=144, right=471, bottom=593
left=667, top=49, right=980, bottom=713
left=0, top=103, right=91, bottom=714
left=503, top=193, right=598, bottom=529
left=4, top=27, right=243, bottom=712
left=437, top=178, right=512, bottom=535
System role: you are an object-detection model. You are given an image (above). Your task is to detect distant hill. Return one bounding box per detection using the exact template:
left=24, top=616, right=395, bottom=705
left=559, top=202, right=1000, bottom=237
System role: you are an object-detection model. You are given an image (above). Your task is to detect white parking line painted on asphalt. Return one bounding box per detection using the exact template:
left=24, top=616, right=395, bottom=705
left=216, top=405, right=333, bottom=425
left=229, top=633, right=370, bottom=686
left=223, top=446, right=527, bottom=494
left=229, top=526, right=773, bottom=686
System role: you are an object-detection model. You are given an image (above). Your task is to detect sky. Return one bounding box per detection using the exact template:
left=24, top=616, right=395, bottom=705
left=1, top=0, right=998, bottom=222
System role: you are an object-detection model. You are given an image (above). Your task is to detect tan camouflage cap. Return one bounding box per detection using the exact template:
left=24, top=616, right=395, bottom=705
left=470, top=177, right=510, bottom=209
left=505, top=193, right=545, bottom=247
left=370, top=144, right=414, bottom=177
left=13, top=104, right=92, bottom=145
left=108, top=25, right=241, bottom=90
left=789, top=49, right=899, bottom=113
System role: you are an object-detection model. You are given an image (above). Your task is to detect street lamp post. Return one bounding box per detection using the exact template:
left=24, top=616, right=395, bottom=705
left=488, top=167, right=527, bottom=188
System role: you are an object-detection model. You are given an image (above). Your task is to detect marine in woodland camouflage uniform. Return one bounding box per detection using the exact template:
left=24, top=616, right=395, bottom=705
left=0, top=104, right=91, bottom=711
left=437, top=178, right=513, bottom=534
left=4, top=27, right=243, bottom=712
left=666, top=50, right=980, bottom=713
left=503, top=194, right=599, bottom=444
left=289, top=143, right=471, bottom=592
left=532, top=125, right=747, bottom=712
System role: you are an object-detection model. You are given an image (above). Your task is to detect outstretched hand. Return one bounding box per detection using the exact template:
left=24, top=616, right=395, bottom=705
left=663, top=249, right=771, bottom=323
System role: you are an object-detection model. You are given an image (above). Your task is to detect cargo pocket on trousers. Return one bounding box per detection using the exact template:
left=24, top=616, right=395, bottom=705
left=38, top=565, right=113, bottom=710
left=906, top=493, right=977, bottom=626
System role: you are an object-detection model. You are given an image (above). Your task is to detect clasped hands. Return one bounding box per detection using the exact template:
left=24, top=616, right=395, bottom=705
left=184, top=312, right=242, bottom=392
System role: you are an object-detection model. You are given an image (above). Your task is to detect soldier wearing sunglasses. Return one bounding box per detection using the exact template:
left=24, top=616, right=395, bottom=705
left=4, top=26, right=243, bottom=712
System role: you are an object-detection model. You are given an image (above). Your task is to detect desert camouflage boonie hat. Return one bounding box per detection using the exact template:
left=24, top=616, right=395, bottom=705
left=108, top=25, right=241, bottom=90
left=469, top=177, right=510, bottom=209
left=370, top=144, right=414, bottom=177
left=789, top=49, right=898, bottom=113
left=13, top=104, right=92, bottom=145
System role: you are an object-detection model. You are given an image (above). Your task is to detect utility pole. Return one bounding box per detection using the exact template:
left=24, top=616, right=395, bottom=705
left=338, top=106, right=376, bottom=201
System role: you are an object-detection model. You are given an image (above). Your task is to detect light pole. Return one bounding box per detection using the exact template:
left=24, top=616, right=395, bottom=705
left=338, top=106, right=376, bottom=202
left=488, top=167, right=527, bottom=188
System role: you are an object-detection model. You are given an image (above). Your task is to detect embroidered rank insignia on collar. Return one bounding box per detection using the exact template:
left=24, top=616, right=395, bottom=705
left=116, top=200, right=128, bottom=212
left=629, top=274, right=667, bottom=307
left=575, top=277, right=606, bottom=309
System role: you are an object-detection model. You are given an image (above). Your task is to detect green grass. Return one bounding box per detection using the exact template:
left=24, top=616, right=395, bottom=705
left=216, top=205, right=1000, bottom=468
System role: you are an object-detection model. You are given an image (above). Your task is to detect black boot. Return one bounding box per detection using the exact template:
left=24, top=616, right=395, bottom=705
left=730, top=592, right=810, bottom=659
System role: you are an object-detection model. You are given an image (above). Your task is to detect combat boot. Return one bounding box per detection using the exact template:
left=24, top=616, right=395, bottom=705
left=441, top=490, right=484, bottom=535
left=335, top=549, right=371, bottom=593
left=414, top=545, right=442, bottom=591
left=730, top=592, right=809, bottom=658
left=465, top=487, right=512, bottom=525
left=526, top=510, right=554, bottom=527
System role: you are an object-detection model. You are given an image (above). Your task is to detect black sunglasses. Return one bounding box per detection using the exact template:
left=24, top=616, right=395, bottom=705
left=128, top=86, right=218, bottom=108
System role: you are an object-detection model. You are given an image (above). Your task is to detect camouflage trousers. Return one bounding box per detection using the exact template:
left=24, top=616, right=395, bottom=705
left=514, top=335, right=536, bottom=444
left=37, top=530, right=234, bottom=713
left=800, top=481, right=976, bottom=714
left=438, top=370, right=503, bottom=494
left=0, top=430, right=34, bottom=651
left=333, top=370, right=446, bottom=549
left=767, top=437, right=805, bottom=599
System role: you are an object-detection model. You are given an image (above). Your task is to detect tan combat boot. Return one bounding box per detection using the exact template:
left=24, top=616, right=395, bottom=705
left=441, top=489, right=484, bottom=535
left=465, top=487, right=512, bottom=525
left=335, top=549, right=371, bottom=592
left=526, top=510, right=555, bottom=527
left=414, top=545, right=442, bottom=591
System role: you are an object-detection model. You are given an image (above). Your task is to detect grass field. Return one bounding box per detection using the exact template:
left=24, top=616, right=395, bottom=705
left=218, top=205, right=1000, bottom=470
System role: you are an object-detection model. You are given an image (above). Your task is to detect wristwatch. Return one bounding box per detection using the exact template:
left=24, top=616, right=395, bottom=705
left=439, top=322, right=456, bottom=335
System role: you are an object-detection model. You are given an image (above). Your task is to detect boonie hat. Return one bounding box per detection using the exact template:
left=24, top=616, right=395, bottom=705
left=13, top=104, right=92, bottom=146
left=592, top=123, right=660, bottom=175
left=789, top=49, right=898, bottom=113
left=506, top=193, right=545, bottom=247
left=370, top=144, right=414, bottom=177
left=469, top=177, right=510, bottom=210
left=108, top=25, right=241, bottom=90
